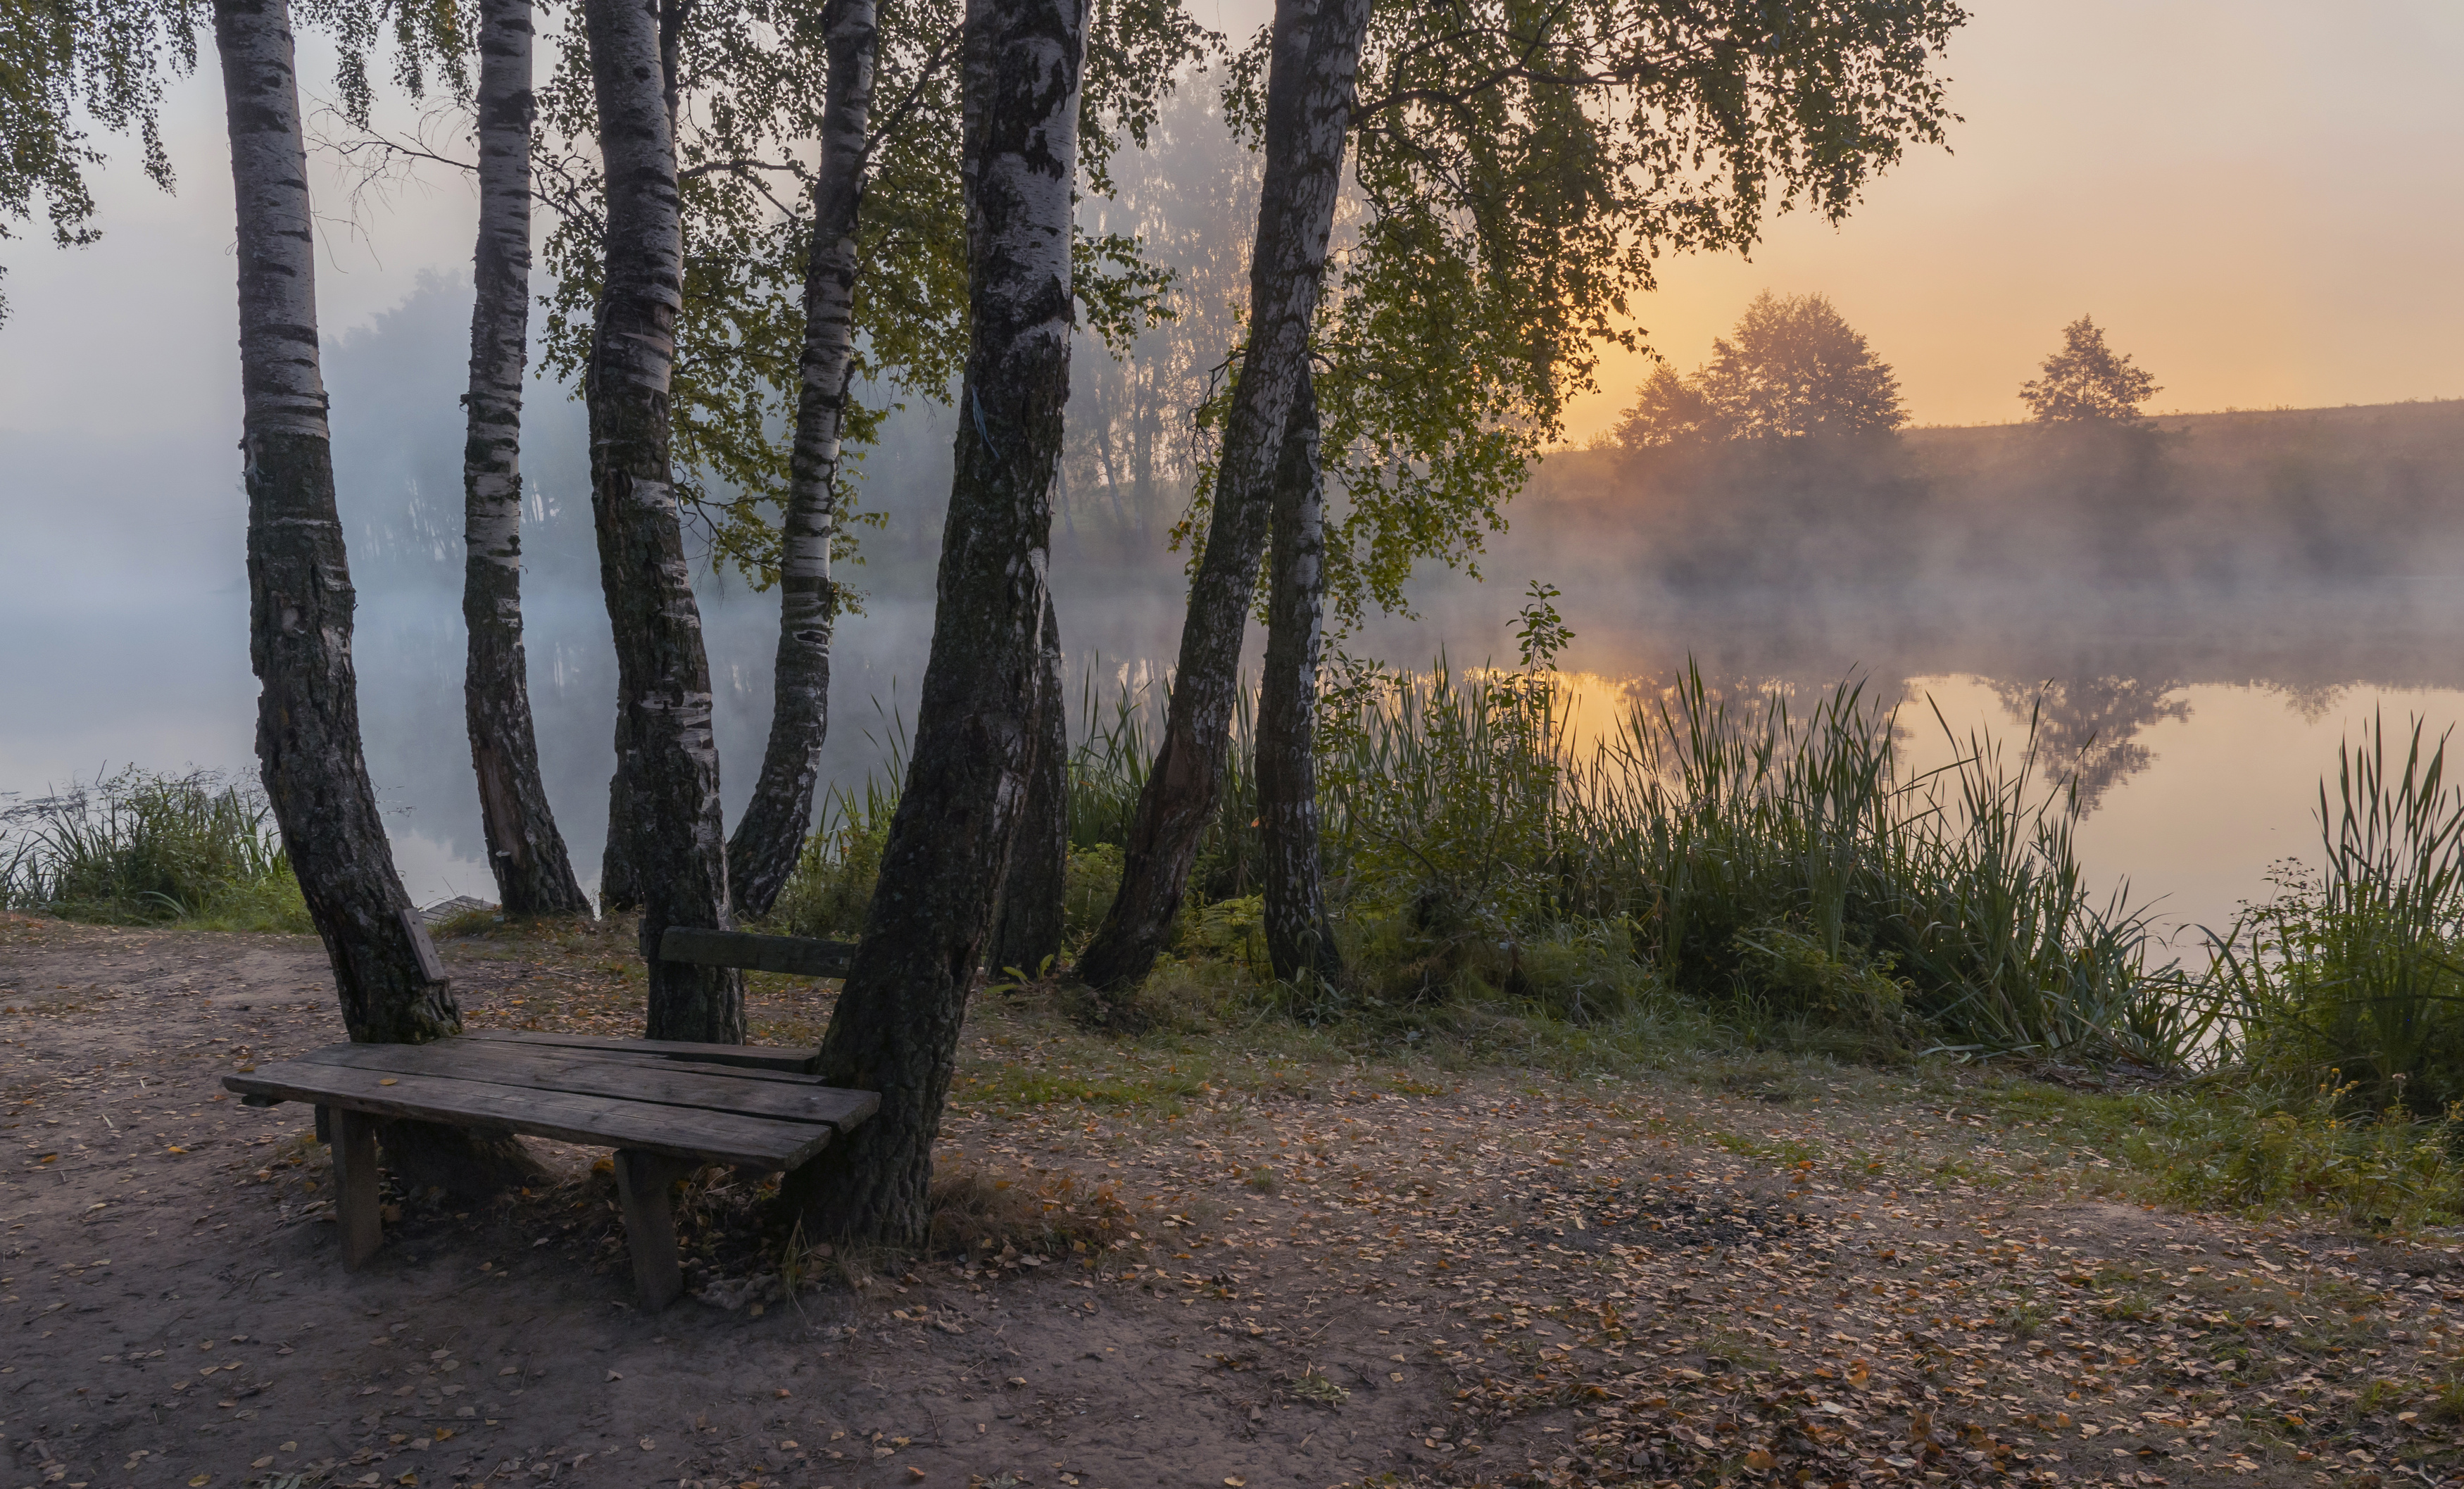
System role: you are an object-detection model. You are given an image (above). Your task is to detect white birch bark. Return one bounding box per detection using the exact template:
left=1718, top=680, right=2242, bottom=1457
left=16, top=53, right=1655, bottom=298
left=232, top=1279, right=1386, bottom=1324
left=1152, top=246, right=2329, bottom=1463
left=216, top=0, right=461, bottom=1043
left=790, top=0, right=1088, bottom=1245
left=582, top=0, right=743, bottom=1041
left=1074, top=0, right=1371, bottom=991
left=463, top=0, right=591, bottom=917
left=728, top=0, right=879, bottom=919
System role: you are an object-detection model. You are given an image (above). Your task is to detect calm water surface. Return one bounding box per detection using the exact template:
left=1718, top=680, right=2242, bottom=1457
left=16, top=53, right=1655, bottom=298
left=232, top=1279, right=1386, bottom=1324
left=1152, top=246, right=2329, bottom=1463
left=8, top=560, right=2460, bottom=955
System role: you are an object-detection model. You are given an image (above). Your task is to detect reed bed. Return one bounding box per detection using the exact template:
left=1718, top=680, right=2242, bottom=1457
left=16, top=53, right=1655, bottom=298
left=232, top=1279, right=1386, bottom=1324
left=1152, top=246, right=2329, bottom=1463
left=2204, top=712, right=2464, bottom=1114
left=0, top=767, right=309, bottom=931
left=1307, top=660, right=2195, bottom=1062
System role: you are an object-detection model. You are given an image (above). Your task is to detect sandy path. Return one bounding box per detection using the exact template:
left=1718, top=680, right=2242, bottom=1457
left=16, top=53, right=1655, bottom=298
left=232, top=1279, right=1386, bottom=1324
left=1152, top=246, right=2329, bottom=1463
left=5, top=912, right=2460, bottom=1488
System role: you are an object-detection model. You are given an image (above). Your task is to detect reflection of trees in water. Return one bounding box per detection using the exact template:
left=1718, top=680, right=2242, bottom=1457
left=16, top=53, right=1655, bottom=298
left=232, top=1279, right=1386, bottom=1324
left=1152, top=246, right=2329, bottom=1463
left=1991, top=677, right=2190, bottom=812
left=2268, top=681, right=2348, bottom=725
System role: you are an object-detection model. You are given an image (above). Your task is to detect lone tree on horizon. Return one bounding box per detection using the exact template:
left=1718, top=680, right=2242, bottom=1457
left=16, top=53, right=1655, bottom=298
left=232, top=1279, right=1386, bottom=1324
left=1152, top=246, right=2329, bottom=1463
left=1614, top=291, right=1906, bottom=448
left=2020, top=315, right=2160, bottom=425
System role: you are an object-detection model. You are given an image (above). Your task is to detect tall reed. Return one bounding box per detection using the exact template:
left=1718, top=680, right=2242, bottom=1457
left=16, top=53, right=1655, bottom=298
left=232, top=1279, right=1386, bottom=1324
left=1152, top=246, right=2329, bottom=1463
left=774, top=652, right=2191, bottom=1062
left=1316, top=660, right=2189, bottom=1060
left=1, top=767, right=307, bottom=930
left=2206, top=713, right=2464, bottom=1112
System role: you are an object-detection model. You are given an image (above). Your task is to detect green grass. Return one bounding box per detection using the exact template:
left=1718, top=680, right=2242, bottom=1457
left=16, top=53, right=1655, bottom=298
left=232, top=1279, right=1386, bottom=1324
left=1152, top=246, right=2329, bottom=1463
left=765, top=641, right=2464, bottom=1236
left=1, top=767, right=310, bottom=932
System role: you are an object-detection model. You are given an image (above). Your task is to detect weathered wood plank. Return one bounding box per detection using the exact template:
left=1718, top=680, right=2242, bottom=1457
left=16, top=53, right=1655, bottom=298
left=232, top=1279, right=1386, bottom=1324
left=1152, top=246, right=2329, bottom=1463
left=453, top=1033, right=827, bottom=1086
left=329, top=1106, right=383, bottom=1269
left=225, top=1064, right=838, bottom=1169
left=658, top=926, right=855, bottom=978
left=457, top=1028, right=819, bottom=1074
left=291, top=1041, right=878, bottom=1130
left=398, top=907, right=449, bottom=984
left=615, top=1149, right=690, bottom=1311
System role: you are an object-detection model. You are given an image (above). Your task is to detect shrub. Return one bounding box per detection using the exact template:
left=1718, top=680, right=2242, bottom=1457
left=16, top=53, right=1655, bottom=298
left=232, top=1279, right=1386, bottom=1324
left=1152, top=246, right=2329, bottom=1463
left=1062, top=843, right=1121, bottom=947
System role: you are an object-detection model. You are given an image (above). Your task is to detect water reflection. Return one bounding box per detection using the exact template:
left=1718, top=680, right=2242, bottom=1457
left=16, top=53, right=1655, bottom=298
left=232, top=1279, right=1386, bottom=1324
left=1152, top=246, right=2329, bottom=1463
left=1989, top=676, right=2192, bottom=812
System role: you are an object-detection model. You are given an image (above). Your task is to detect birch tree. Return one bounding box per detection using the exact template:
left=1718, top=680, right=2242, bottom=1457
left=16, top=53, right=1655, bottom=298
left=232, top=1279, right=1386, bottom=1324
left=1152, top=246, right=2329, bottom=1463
left=215, top=0, right=539, bottom=1190
left=1257, top=361, right=1336, bottom=982
left=785, top=0, right=1087, bottom=1245
left=529, top=0, right=1193, bottom=923
left=722, top=0, right=881, bottom=919
left=460, top=0, right=591, bottom=917
left=1072, top=0, right=1372, bottom=993
left=581, top=0, right=743, bottom=1041
left=1081, top=0, right=1970, bottom=993
left=991, top=598, right=1068, bottom=975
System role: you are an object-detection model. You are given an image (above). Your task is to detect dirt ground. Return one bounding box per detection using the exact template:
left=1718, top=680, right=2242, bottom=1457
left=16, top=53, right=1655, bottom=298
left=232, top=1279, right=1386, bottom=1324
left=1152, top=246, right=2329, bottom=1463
left=6, top=910, right=2463, bottom=1489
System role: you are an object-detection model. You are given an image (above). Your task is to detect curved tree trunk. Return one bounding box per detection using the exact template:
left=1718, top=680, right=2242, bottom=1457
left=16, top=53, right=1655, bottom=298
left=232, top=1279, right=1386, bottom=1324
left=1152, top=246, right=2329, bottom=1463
left=217, top=0, right=541, bottom=1195
left=582, top=0, right=743, bottom=1041
left=1069, top=0, right=1371, bottom=992
left=785, top=0, right=1086, bottom=1247
left=463, top=0, right=591, bottom=919
left=728, top=0, right=879, bottom=921
left=991, top=596, right=1068, bottom=976
left=1257, top=364, right=1340, bottom=985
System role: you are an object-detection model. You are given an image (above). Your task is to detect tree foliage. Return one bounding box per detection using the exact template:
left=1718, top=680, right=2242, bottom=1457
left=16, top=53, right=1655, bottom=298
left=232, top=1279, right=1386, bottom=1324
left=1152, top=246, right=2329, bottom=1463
left=311, top=0, right=1204, bottom=582
left=2020, top=313, right=2158, bottom=425
left=1614, top=290, right=1906, bottom=448
left=1198, top=0, right=1966, bottom=632
left=0, top=0, right=200, bottom=325
left=524, top=0, right=1206, bottom=587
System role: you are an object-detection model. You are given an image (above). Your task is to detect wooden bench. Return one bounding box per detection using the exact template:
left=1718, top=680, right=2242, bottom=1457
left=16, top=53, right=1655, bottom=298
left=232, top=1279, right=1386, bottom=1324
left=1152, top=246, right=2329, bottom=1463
left=224, top=1028, right=876, bottom=1310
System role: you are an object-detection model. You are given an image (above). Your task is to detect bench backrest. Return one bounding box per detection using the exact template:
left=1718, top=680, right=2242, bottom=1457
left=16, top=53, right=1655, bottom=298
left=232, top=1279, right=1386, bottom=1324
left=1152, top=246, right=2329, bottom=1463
left=658, top=926, right=857, bottom=978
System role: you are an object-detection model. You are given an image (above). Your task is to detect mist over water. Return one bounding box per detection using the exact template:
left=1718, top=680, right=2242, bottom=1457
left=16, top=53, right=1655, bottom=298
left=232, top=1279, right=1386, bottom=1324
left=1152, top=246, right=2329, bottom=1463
left=6, top=265, right=2461, bottom=948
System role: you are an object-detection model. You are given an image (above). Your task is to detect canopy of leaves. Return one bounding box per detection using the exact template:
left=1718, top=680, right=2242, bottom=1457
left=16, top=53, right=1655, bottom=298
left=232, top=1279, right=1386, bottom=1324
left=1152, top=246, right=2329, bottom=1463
left=0, top=0, right=199, bottom=326
left=524, top=0, right=1206, bottom=586
left=1614, top=290, right=1906, bottom=448
left=2020, top=313, right=2158, bottom=425
left=1215, top=0, right=1967, bottom=629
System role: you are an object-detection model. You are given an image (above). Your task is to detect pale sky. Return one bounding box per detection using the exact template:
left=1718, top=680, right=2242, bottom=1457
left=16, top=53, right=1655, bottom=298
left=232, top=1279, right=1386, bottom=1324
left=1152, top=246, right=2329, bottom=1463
left=1, top=0, right=2460, bottom=446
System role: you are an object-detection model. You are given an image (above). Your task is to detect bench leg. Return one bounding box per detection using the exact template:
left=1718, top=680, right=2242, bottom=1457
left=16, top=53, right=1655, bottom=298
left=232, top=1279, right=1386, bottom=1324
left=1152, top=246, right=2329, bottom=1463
left=327, top=1106, right=383, bottom=1270
left=614, top=1150, right=690, bottom=1311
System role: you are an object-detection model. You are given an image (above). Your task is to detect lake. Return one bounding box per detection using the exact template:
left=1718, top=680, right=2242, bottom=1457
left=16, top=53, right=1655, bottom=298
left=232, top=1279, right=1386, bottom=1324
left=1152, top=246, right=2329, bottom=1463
left=8, top=318, right=2462, bottom=957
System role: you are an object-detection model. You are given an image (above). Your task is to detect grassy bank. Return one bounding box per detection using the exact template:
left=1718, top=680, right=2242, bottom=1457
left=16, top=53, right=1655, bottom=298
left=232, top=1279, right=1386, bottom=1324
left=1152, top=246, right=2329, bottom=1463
left=0, top=767, right=311, bottom=932
left=770, top=643, right=2464, bottom=1230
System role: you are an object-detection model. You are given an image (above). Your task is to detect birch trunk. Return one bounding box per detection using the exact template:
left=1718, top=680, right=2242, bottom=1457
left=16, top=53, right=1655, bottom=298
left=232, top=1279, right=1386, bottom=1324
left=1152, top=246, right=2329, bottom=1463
left=786, top=0, right=1086, bottom=1245
left=582, top=0, right=743, bottom=1041
left=1070, top=0, right=1369, bottom=991
left=218, top=0, right=540, bottom=1195
left=991, top=597, right=1068, bottom=976
left=727, top=0, right=878, bottom=920
left=1257, top=364, right=1340, bottom=984
left=463, top=0, right=589, bottom=919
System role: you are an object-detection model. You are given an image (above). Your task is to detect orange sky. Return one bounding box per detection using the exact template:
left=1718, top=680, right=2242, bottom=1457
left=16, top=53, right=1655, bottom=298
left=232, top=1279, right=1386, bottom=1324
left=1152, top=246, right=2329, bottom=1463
left=1, top=1, right=2458, bottom=443
left=1559, top=0, right=2464, bottom=441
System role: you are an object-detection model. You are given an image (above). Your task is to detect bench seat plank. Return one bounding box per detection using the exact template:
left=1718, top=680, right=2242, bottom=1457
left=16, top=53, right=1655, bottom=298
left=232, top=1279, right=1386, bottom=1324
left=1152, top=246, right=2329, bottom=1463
left=285, top=1041, right=879, bottom=1130
left=456, top=1028, right=819, bottom=1074
left=225, top=1062, right=841, bottom=1170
